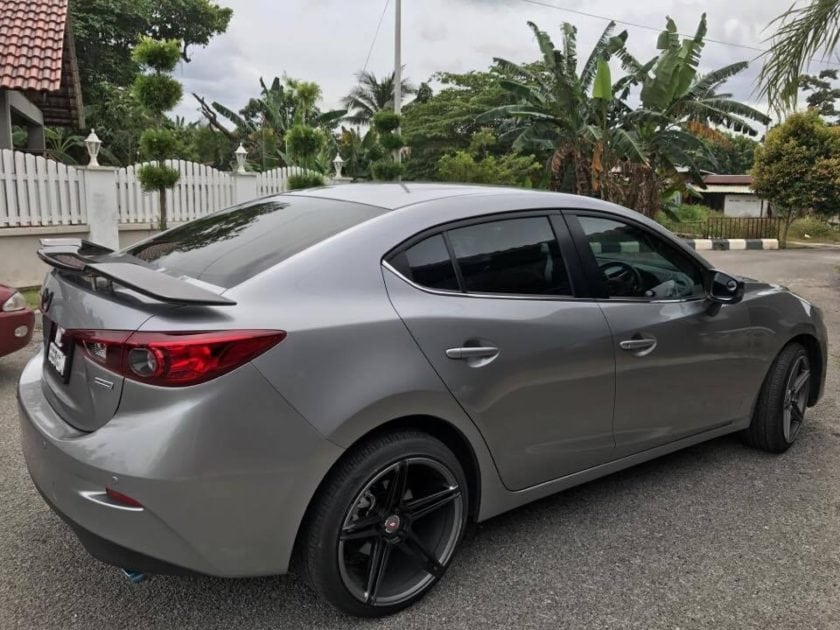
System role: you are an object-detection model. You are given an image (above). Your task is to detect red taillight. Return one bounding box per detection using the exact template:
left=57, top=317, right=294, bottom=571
left=72, top=329, right=286, bottom=387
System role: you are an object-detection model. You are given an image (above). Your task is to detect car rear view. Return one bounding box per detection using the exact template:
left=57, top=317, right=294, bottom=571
left=18, top=196, right=384, bottom=577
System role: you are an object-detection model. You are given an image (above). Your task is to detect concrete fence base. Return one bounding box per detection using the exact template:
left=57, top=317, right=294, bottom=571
left=685, top=238, right=779, bottom=251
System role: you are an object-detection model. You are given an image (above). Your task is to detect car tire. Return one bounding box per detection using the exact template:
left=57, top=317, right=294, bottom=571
left=742, top=342, right=811, bottom=453
left=301, top=430, right=468, bottom=617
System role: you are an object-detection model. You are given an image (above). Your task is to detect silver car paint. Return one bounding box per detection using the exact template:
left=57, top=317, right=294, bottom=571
left=18, top=184, right=828, bottom=578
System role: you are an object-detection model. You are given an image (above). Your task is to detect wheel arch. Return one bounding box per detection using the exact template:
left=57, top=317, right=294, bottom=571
left=291, top=414, right=485, bottom=569
left=787, top=333, right=823, bottom=406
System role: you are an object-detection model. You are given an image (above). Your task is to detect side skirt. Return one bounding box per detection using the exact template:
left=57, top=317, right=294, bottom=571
left=476, top=418, right=750, bottom=522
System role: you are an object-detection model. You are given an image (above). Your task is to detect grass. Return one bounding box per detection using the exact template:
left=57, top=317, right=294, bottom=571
left=18, top=287, right=40, bottom=310
left=787, top=216, right=840, bottom=244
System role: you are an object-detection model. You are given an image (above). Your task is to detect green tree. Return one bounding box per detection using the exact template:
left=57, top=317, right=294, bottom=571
left=342, top=70, right=417, bottom=125
left=437, top=131, right=542, bottom=186
left=401, top=67, right=518, bottom=180
left=758, top=0, right=840, bottom=112
left=370, top=111, right=405, bottom=181
left=800, top=69, right=840, bottom=122
left=132, top=38, right=183, bottom=230
left=752, top=111, right=840, bottom=246
left=694, top=132, right=760, bottom=174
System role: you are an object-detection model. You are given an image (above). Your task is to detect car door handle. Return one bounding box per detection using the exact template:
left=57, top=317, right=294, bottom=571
left=446, top=346, right=499, bottom=360
left=619, top=337, right=657, bottom=353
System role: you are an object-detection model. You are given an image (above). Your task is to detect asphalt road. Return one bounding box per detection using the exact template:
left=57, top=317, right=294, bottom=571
left=1, top=248, right=839, bottom=629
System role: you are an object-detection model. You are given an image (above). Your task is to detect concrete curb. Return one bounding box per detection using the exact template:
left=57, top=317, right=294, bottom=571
left=684, top=238, right=779, bottom=251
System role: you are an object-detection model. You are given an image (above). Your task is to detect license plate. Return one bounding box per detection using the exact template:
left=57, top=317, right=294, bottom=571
left=44, top=319, right=73, bottom=382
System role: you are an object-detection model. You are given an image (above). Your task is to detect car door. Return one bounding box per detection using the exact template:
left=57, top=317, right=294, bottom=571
left=565, top=211, right=760, bottom=456
left=383, top=212, right=616, bottom=491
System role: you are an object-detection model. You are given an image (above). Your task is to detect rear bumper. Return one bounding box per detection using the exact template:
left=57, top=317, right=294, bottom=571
left=0, top=309, right=34, bottom=357
left=18, top=353, right=344, bottom=577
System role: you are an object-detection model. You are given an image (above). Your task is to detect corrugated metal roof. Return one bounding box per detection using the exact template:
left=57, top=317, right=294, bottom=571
left=703, top=174, right=753, bottom=185
left=0, top=0, right=68, bottom=92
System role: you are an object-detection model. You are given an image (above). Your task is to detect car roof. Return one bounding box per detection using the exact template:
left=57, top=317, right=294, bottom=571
left=284, top=182, right=554, bottom=211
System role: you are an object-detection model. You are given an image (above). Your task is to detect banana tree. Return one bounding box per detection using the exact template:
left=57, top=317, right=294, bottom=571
left=479, top=21, right=636, bottom=194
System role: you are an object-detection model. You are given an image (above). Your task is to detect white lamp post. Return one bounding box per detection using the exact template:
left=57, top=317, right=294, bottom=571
left=235, top=143, right=248, bottom=174
left=333, top=153, right=345, bottom=179
left=85, top=129, right=102, bottom=167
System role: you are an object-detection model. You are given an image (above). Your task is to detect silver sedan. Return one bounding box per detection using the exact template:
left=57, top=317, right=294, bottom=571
left=19, top=184, right=827, bottom=617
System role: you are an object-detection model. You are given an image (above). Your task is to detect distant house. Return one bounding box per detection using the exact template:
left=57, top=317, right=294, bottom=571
left=0, top=0, right=84, bottom=153
left=699, top=174, right=770, bottom=218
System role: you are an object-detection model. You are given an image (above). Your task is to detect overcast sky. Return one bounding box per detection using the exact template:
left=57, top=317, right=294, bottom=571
left=171, top=0, right=802, bottom=124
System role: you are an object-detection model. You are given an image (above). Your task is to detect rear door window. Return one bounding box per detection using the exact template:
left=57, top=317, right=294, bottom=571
left=388, top=234, right=459, bottom=291
left=447, top=217, right=572, bottom=296
left=125, top=197, right=385, bottom=288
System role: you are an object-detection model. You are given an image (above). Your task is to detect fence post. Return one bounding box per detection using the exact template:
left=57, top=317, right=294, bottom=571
left=81, top=166, right=120, bottom=249
left=233, top=171, right=258, bottom=204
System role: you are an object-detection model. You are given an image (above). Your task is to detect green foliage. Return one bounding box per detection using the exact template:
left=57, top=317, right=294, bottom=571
left=752, top=111, right=840, bottom=246
left=137, top=163, right=180, bottom=191
left=342, top=71, right=416, bottom=125
left=437, top=151, right=542, bottom=187
left=338, top=126, right=380, bottom=179
left=695, top=133, right=760, bottom=174
left=70, top=0, right=232, bottom=105
left=132, top=37, right=182, bottom=72
left=373, top=111, right=401, bottom=133
left=371, top=160, right=405, bottom=181
left=139, top=128, right=179, bottom=160
left=286, top=124, right=325, bottom=162
left=379, top=132, right=405, bottom=152
left=800, top=69, right=840, bottom=123
left=401, top=67, right=517, bottom=180
left=287, top=173, right=326, bottom=190
left=132, top=74, right=183, bottom=116
left=787, top=215, right=840, bottom=243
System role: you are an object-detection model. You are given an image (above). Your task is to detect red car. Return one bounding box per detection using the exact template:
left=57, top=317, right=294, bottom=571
left=0, top=284, right=34, bottom=357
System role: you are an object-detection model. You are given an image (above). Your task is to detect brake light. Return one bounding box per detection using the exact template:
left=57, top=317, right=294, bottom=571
left=72, top=329, right=286, bottom=386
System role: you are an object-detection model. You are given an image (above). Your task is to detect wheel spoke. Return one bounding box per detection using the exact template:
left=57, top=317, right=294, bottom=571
left=791, top=401, right=805, bottom=424
left=385, top=461, right=409, bottom=511
left=792, top=369, right=810, bottom=396
left=364, top=539, right=391, bottom=604
left=404, top=486, right=460, bottom=521
left=340, top=514, right=381, bottom=541
left=400, top=529, right=444, bottom=577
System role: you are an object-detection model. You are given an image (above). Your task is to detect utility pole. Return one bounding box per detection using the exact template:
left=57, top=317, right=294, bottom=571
left=393, top=0, right=402, bottom=166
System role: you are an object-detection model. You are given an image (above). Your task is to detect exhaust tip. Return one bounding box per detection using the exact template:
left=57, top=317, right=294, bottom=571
left=121, top=568, right=147, bottom=584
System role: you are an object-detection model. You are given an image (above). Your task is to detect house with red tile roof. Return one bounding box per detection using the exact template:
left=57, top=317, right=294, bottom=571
left=0, top=0, right=84, bottom=152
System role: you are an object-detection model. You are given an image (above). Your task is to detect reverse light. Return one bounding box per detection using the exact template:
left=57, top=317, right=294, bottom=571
left=72, top=329, right=286, bottom=386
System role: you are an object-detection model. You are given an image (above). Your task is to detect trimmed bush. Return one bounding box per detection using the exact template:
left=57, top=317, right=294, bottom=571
left=138, top=163, right=180, bottom=192
left=371, top=159, right=405, bottom=181
left=379, top=132, right=405, bottom=152
left=132, top=74, right=183, bottom=113
left=373, top=111, right=401, bottom=133
left=287, top=173, right=326, bottom=190
left=139, top=128, right=179, bottom=160
left=132, top=37, right=182, bottom=72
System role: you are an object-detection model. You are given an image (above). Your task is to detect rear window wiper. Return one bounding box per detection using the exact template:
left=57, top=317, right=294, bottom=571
left=37, top=239, right=237, bottom=306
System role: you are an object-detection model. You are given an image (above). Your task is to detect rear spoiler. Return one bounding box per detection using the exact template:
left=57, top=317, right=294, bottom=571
left=37, top=239, right=236, bottom=306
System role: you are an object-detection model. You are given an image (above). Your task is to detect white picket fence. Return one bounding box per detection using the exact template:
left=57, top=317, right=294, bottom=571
left=117, top=160, right=235, bottom=224
left=0, top=149, right=330, bottom=229
left=256, top=165, right=311, bottom=196
left=0, top=149, right=86, bottom=227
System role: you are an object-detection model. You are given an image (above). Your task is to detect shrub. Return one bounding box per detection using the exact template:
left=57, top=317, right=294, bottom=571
left=379, top=132, right=405, bottom=152
left=138, top=163, right=180, bottom=191
left=287, top=173, right=326, bottom=190
left=139, top=128, right=179, bottom=160
left=286, top=125, right=325, bottom=162
left=371, top=159, right=405, bottom=181
left=372, top=111, right=400, bottom=133
left=132, top=74, right=183, bottom=115
left=132, top=37, right=181, bottom=72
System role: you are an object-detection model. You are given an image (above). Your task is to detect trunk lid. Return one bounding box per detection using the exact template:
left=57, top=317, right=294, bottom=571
left=40, top=271, right=168, bottom=432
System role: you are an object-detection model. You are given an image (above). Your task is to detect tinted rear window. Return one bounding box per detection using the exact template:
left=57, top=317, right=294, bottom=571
left=125, top=197, right=385, bottom=287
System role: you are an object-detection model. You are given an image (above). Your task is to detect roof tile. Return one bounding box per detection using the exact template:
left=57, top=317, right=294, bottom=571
left=0, top=0, right=68, bottom=92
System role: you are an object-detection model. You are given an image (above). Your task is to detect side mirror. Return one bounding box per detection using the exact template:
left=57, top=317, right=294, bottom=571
left=706, top=270, right=744, bottom=305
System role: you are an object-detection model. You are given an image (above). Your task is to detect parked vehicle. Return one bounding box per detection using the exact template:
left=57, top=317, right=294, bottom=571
left=0, top=284, right=34, bottom=358
left=19, top=184, right=827, bottom=617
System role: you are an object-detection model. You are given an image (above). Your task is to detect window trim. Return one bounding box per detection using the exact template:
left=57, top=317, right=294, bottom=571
left=564, top=210, right=710, bottom=304
left=383, top=209, right=585, bottom=301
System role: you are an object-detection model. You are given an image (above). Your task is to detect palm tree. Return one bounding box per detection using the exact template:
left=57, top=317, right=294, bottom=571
left=758, top=0, right=840, bottom=112
left=342, top=70, right=416, bottom=125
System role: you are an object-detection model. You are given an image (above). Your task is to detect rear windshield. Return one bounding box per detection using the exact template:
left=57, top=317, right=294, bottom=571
left=125, top=196, right=385, bottom=288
